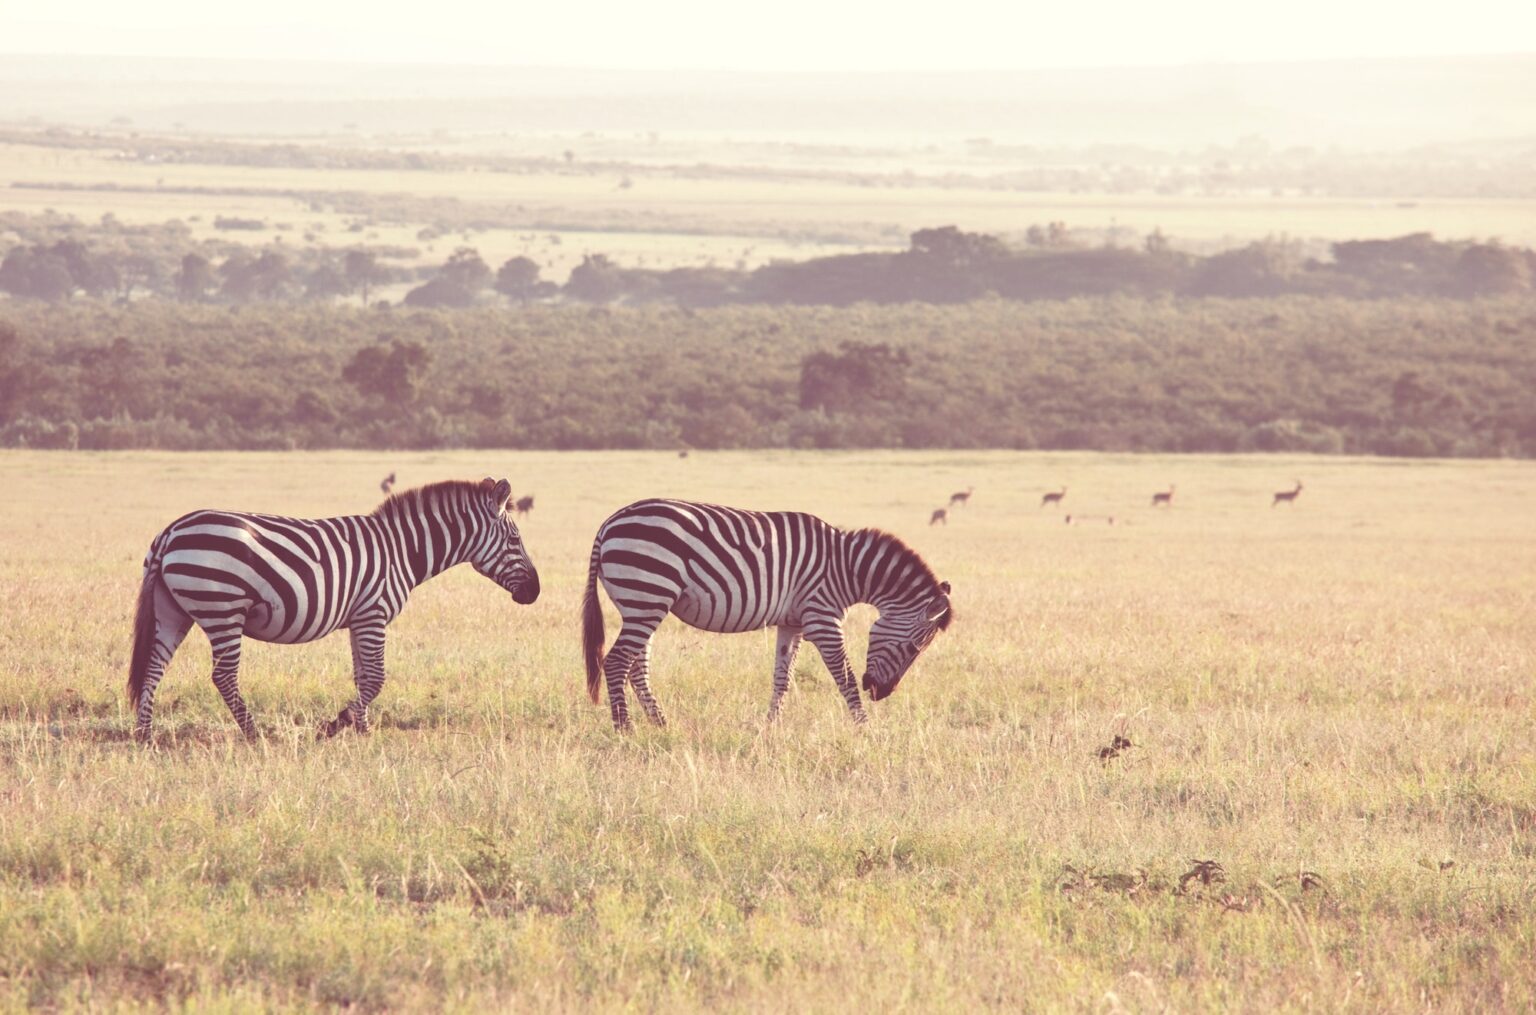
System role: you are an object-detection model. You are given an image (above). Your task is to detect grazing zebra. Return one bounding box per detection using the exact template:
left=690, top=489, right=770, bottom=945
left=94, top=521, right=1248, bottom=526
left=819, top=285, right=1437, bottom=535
left=127, top=478, right=540, bottom=741
left=581, top=499, right=952, bottom=730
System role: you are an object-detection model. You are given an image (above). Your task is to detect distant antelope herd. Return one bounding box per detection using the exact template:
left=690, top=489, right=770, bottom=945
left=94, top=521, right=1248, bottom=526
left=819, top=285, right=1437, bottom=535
left=924, top=479, right=1306, bottom=526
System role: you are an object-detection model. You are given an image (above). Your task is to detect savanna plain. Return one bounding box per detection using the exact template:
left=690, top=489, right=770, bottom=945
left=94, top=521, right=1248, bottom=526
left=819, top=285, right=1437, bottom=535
left=1, top=449, right=1533, bottom=1010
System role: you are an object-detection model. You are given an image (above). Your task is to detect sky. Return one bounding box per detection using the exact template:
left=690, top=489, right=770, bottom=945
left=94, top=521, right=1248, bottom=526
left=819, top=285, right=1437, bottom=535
left=6, top=0, right=1535, bottom=71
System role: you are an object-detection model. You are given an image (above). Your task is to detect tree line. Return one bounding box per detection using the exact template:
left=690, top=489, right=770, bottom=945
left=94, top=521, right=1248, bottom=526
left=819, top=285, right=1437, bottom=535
left=3, top=216, right=1532, bottom=308
left=2, top=298, right=1531, bottom=457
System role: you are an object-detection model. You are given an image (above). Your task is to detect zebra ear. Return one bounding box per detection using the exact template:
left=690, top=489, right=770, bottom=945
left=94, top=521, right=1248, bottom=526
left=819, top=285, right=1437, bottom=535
left=489, top=478, right=512, bottom=511
left=927, top=592, right=951, bottom=623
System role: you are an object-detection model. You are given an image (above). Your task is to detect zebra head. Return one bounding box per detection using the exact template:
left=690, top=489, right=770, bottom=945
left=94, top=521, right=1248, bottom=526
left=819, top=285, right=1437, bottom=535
left=471, top=478, right=541, bottom=604
left=862, top=580, right=952, bottom=701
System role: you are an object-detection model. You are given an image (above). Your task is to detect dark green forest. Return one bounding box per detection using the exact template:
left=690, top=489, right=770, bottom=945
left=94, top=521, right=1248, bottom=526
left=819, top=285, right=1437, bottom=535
left=2, top=297, right=1532, bottom=456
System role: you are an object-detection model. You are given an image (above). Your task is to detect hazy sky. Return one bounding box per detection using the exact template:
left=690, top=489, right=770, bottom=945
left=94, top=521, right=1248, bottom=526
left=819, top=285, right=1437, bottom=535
left=7, top=0, right=1535, bottom=71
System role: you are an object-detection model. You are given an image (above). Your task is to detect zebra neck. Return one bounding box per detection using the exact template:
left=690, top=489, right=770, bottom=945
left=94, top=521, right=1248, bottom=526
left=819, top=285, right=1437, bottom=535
left=376, top=506, right=477, bottom=588
left=837, top=529, right=925, bottom=612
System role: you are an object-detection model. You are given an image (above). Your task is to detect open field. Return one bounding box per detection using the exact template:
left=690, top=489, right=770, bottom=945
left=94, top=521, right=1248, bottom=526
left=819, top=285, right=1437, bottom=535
left=1, top=449, right=1534, bottom=1009
left=6, top=138, right=1536, bottom=281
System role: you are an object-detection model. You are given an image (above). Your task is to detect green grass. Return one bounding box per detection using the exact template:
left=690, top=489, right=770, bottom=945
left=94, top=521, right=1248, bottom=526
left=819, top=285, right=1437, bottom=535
left=1, top=450, right=1533, bottom=1009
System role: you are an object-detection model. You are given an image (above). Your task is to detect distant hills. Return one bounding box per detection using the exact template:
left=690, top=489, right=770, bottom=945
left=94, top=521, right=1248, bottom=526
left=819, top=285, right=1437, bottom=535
left=2, top=52, right=1533, bottom=148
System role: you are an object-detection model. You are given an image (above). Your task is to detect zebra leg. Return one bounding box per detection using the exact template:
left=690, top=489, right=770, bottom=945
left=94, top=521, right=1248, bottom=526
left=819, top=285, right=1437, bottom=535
left=206, top=633, right=257, bottom=738
left=323, top=624, right=385, bottom=737
left=602, top=619, right=664, bottom=732
left=766, top=625, right=803, bottom=722
left=626, top=643, right=667, bottom=728
left=601, top=643, right=637, bottom=731
left=348, top=624, right=387, bottom=734
left=134, top=584, right=193, bottom=742
left=805, top=622, right=868, bottom=724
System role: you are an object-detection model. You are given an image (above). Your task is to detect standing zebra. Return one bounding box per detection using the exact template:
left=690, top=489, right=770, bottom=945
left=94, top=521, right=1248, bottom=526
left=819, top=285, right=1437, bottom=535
left=127, top=478, right=540, bottom=741
left=581, top=499, right=952, bottom=730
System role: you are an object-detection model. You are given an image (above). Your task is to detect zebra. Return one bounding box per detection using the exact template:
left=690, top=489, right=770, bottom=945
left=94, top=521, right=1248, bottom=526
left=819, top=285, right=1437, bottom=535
left=126, top=478, right=540, bottom=741
left=580, top=499, right=952, bottom=730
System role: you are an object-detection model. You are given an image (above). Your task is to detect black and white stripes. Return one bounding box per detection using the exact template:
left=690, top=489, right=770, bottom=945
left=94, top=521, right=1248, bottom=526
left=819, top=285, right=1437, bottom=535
left=127, top=477, right=539, bottom=740
left=582, top=499, right=952, bottom=730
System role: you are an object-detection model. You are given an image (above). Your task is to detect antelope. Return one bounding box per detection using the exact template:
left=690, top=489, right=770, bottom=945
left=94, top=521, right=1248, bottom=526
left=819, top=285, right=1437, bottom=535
left=515, top=494, right=535, bottom=516
left=1152, top=485, right=1175, bottom=507
left=930, top=508, right=947, bottom=526
left=1272, top=481, right=1303, bottom=507
left=379, top=472, right=396, bottom=496
left=948, top=486, right=974, bottom=507
left=1041, top=486, right=1067, bottom=508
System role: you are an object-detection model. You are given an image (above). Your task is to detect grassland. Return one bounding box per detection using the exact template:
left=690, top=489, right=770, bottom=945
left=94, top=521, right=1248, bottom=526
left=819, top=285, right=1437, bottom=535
left=7, top=137, right=1536, bottom=283
left=1, top=449, right=1533, bottom=1010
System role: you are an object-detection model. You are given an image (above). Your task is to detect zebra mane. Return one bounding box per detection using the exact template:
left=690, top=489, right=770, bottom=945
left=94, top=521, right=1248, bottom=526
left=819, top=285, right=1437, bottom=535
left=371, top=480, right=486, bottom=519
left=849, top=527, right=952, bottom=628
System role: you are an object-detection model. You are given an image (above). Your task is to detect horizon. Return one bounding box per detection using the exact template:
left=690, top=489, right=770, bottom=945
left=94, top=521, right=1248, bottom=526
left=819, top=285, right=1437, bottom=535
left=7, top=0, right=1536, bottom=73
left=5, top=48, right=1534, bottom=76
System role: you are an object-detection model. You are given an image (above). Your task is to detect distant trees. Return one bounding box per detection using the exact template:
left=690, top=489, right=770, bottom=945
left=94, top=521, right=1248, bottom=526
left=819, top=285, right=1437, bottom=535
left=175, top=254, right=216, bottom=302
left=1452, top=243, right=1531, bottom=297
left=0, top=298, right=1532, bottom=455
left=0, top=240, right=118, bottom=302
left=342, top=339, right=431, bottom=406
left=4, top=210, right=1536, bottom=313
left=565, top=254, right=630, bottom=303
left=494, top=256, right=545, bottom=300
left=344, top=250, right=385, bottom=305
left=799, top=341, right=911, bottom=411
left=219, top=251, right=296, bottom=301
left=78, top=336, right=152, bottom=418
left=405, top=247, right=492, bottom=307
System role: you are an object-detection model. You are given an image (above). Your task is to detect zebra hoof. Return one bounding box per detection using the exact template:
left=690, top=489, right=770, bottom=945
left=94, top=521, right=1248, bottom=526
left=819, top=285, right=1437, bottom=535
left=318, top=708, right=354, bottom=739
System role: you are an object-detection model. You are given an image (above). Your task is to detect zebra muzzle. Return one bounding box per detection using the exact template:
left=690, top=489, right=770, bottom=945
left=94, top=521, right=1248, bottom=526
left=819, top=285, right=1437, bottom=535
left=512, top=572, right=541, bottom=604
left=862, top=672, right=898, bottom=701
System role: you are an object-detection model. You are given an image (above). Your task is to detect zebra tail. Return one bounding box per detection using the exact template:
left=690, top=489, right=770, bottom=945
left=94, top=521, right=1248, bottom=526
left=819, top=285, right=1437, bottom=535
left=582, top=543, right=605, bottom=704
left=126, top=563, right=160, bottom=709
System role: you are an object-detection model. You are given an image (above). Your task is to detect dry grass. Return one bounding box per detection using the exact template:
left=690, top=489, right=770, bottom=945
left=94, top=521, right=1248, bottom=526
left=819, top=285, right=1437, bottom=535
left=1, top=449, right=1533, bottom=1010
left=6, top=139, right=1535, bottom=265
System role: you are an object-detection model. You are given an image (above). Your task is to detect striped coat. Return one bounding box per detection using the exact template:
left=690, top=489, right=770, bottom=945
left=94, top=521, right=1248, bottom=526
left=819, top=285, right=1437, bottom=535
left=582, top=498, right=951, bottom=729
left=127, top=478, right=539, bottom=740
